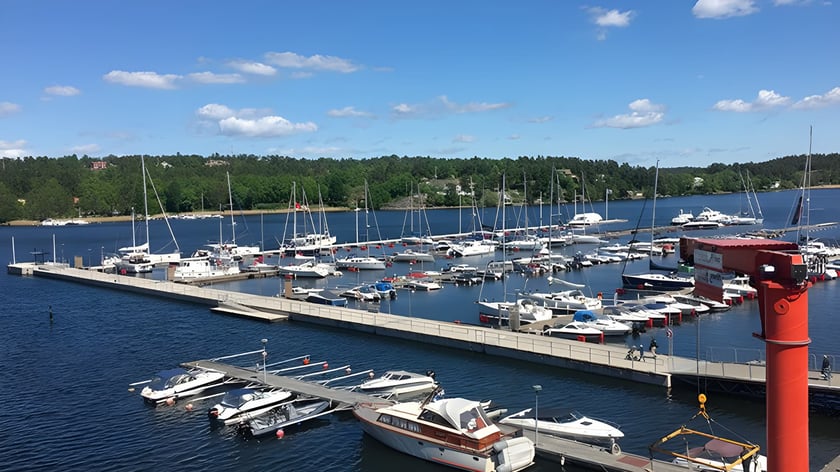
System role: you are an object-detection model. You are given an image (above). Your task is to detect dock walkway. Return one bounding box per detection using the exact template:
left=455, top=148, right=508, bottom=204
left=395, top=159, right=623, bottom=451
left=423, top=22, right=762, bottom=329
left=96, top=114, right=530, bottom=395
left=19, top=264, right=840, bottom=399
left=181, top=359, right=382, bottom=407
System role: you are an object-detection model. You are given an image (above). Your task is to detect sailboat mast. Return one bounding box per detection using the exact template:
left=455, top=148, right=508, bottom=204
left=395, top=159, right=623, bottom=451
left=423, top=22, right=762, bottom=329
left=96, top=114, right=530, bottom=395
left=227, top=172, right=235, bottom=244
left=651, top=161, right=660, bottom=245
left=141, top=156, right=150, bottom=249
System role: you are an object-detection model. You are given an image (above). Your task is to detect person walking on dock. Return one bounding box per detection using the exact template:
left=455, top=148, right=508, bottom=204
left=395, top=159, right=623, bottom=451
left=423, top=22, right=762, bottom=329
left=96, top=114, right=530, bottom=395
left=822, top=355, right=832, bottom=380
left=638, top=344, right=645, bottom=362
left=649, top=338, right=658, bottom=359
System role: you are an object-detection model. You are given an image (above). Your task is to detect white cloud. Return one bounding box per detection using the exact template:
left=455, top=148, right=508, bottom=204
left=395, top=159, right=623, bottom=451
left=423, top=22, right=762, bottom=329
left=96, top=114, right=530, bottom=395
left=264, top=51, right=360, bottom=73
left=392, top=103, right=420, bottom=116
left=793, top=87, right=840, bottom=109
left=0, top=101, right=21, bottom=117
left=196, top=103, right=317, bottom=138
left=103, top=70, right=181, bottom=89
left=196, top=103, right=237, bottom=120
left=528, top=116, right=553, bottom=123
left=219, top=116, right=317, bottom=137
left=327, top=106, right=374, bottom=118
left=692, top=0, right=759, bottom=19
left=70, top=143, right=101, bottom=154
left=586, top=7, right=634, bottom=40
left=188, top=72, right=245, bottom=84
left=590, top=7, right=634, bottom=27
left=393, top=96, right=509, bottom=119
left=713, top=89, right=791, bottom=112
left=0, top=139, right=28, bottom=158
left=593, top=98, right=665, bottom=128
left=508, top=134, right=521, bottom=140
left=453, top=134, right=475, bottom=143
left=228, top=61, right=277, bottom=76
left=44, top=85, right=80, bottom=96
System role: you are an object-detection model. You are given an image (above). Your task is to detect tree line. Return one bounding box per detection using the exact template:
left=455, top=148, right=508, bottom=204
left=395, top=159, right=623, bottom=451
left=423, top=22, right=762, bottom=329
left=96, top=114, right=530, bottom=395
left=0, top=152, right=837, bottom=223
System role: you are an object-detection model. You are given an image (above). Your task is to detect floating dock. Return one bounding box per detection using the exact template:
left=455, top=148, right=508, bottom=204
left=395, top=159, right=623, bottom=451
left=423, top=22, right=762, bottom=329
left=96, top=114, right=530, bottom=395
left=17, top=263, right=840, bottom=402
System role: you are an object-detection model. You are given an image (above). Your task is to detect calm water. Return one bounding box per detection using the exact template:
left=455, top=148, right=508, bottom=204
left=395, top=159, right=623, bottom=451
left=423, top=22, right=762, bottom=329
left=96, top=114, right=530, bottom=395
left=1, top=190, right=839, bottom=471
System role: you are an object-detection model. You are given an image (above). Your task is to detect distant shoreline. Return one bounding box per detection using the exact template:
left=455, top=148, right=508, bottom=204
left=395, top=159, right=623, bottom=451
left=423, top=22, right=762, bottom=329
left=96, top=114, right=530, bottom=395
left=7, top=184, right=840, bottom=227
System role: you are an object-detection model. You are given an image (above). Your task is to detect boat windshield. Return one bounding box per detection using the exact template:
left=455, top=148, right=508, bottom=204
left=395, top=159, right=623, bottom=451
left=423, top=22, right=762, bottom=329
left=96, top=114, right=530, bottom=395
left=221, top=389, right=256, bottom=408
left=147, top=368, right=188, bottom=390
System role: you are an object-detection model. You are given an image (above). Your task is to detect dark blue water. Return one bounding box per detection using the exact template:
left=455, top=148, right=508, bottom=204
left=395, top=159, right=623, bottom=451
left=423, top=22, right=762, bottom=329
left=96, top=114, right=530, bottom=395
left=2, top=190, right=839, bottom=471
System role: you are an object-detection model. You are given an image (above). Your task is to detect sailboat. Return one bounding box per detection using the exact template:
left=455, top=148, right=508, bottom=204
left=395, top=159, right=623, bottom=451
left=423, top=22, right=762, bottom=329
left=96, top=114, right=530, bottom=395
left=621, top=161, right=694, bottom=291
left=477, top=174, right=553, bottom=328
left=114, top=156, right=180, bottom=273
left=392, top=183, right=435, bottom=263
left=728, top=170, right=764, bottom=225
left=206, top=172, right=261, bottom=261
left=335, top=180, right=387, bottom=270
left=567, top=172, right=603, bottom=227
left=792, top=127, right=835, bottom=280
left=280, top=182, right=337, bottom=257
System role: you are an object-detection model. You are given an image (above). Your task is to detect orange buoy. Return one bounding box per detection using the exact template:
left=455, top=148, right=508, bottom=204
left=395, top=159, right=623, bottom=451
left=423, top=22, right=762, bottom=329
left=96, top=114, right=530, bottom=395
left=276, top=429, right=285, bottom=439
left=303, top=357, right=310, bottom=365
left=166, top=398, right=175, bottom=406
left=323, top=363, right=329, bottom=369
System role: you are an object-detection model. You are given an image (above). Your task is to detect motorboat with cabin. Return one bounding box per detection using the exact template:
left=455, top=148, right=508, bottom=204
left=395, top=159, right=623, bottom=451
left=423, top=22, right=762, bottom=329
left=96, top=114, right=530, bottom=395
left=335, top=255, right=387, bottom=271
left=567, top=212, right=603, bottom=227
left=138, top=367, right=228, bottom=405
left=208, top=388, right=295, bottom=425
left=353, top=389, right=536, bottom=472
left=621, top=271, right=694, bottom=291
left=357, top=370, right=439, bottom=399
left=499, top=407, right=624, bottom=453
left=477, top=298, right=554, bottom=326
left=522, top=288, right=602, bottom=315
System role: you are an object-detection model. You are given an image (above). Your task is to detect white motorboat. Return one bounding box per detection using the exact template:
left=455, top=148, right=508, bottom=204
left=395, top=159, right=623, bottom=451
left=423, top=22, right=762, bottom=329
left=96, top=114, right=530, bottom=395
left=340, top=285, right=381, bottom=302
left=543, top=321, right=605, bottom=342
left=237, top=398, right=333, bottom=439
left=208, top=388, right=295, bottom=425
left=674, top=294, right=731, bottom=312
left=522, top=289, right=602, bottom=315
left=721, top=275, right=757, bottom=298
left=277, top=260, right=336, bottom=278
left=403, top=279, right=442, bottom=291
left=499, top=407, right=624, bottom=451
left=650, top=296, right=710, bottom=316
left=390, top=249, right=435, bottom=263
left=671, top=209, right=694, bottom=225
left=567, top=212, right=603, bottom=227
left=682, top=220, right=724, bottom=230
left=613, top=302, right=669, bottom=327
left=447, top=239, right=496, bottom=257
left=173, top=256, right=240, bottom=281
left=335, top=255, right=386, bottom=271
left=477, top=298, right=554, bottom=326
left=571, top=310, right=631, bottom=336
left=357, top=370, right=438, bottom=398
left=138, top=367, right=227, bottom=404
left=600, top=305, right=651, bottom=326
left=353, top=393, right=535, bottom=472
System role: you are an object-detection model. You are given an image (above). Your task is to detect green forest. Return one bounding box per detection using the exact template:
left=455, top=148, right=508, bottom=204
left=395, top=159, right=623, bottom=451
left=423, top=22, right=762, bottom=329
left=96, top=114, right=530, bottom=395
left=1, top=152, right=838, bottom=223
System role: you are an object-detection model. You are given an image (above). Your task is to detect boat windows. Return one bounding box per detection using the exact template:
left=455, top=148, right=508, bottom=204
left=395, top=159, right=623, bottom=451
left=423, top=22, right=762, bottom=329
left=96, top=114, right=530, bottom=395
left=419, top=410, right=453, bottom=428
left=377, top=414, right=421, bottom=433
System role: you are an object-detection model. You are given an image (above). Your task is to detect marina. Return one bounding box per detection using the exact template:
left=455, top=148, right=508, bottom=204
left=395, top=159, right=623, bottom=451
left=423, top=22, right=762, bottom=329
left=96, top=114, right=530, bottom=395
left=3, top=189, right=840, bottom=471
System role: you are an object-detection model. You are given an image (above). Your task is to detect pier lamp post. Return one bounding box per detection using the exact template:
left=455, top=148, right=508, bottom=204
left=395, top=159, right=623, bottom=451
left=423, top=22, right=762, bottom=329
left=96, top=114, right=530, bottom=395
left=261, top=338, right=268, bottom=383
left=532, top=384, right=542, bottom=446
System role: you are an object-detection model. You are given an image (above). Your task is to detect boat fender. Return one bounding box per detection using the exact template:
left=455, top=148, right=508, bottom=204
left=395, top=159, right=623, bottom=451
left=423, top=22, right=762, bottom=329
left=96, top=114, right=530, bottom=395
left=610, top=442, right=621, bottom=455
left=492, top=439, right=511, bottom=453
left=496, top=465, right=513, bottom=472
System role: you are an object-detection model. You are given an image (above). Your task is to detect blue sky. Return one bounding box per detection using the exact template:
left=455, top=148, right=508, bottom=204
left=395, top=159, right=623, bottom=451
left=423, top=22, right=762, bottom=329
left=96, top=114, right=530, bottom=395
left=2, top=0, right=838, bottom=167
